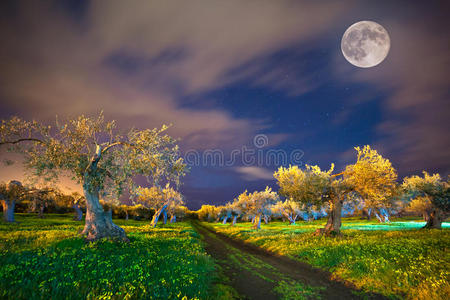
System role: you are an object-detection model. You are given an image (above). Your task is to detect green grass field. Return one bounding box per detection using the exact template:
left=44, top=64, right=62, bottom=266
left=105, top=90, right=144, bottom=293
left=2, top=215, right=449, bottom=300
left=208, top=218, right=450, bottom=300
left=0, top=214, right=218, bottom=300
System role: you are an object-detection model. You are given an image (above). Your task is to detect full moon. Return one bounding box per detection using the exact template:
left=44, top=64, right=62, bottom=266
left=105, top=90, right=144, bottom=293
left=341, top=21, right=390, bottom=68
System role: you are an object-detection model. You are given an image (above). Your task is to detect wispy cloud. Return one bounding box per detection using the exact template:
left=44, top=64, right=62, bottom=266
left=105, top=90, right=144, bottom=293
left=0, top=1, right=347, bottom=150
left=234, top=166, right=274, bottom=181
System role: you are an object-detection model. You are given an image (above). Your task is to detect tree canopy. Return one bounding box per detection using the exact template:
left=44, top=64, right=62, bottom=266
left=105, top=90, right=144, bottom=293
left=403, top=172, right=449, bottom=228
left=344, top=145, right=398, bottom=210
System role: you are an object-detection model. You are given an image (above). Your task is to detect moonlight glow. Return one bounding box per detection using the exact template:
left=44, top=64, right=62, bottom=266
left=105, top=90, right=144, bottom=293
left=341, top=21, right=390, bottom=68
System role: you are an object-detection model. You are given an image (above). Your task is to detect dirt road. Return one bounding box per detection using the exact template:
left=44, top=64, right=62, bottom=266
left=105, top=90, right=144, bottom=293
left=193, top=222, right=386, bottom=300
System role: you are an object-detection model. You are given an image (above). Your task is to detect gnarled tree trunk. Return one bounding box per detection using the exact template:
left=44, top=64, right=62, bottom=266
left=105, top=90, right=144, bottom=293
left=231, top=215, right=237, bottom=226
left=423, top=208, right=443, bottom=229
left=79, top=145, right=128, bottom=241
left=2, top=199, right=15, bottom=223
left=376, top=208, right=390, bottom=223
left=286, top=213, right=296, bottom=225
left=73, top=203, right=83, bottom=221
left=163, top=210, right=167, bottom=224
left=362, top=208, right=372, bottom=220
left=384, top=215, right=390, bottom=223
left=38, top=205, right=45, bottom=218
left=380, top=208, right=390, bottom=223
left=316, top=197, right=342, bottom=236
left=253, top=215, right=262, bottom=230
left=222, top=216, right=228, bottom=224
left=150, top=204, right=168, bottom=228
left=289, top=214, right=297, bottom=225
left=375, top=211, right=383, bottom=223
left=80, top=185, right=127, bottom=241
left=325, top=198, right=342, bottom=234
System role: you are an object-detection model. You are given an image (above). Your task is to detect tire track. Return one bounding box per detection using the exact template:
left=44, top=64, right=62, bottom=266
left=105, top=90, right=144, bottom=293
left=193, top=221, right=387, bottom=300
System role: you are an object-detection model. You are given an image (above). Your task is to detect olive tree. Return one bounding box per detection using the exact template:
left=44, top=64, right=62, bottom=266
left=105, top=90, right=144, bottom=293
left=196, top=205, right=217, bottom=222
left=114, top=204, right=132, bottom=220
left=216, top=205, right=234, bottom=224
left=136, top=184, right=183, bottom=227
left=311, top=165, right=352, bottom=235
left=246, top=187, right=279, bottom=230
left=275, top=145, right=396, bottom=235
left=228, top=191, right=249, bottom=226
left=403, top=172, right=449, bottom=229
left=344, top=146, right=398, bottom=223
left=229, top=203, right=243, bottom=226
left=169, top=205, right=187, bottom=223
left=405, top=196, right=433, bottom=221
left=25, top=187, right=59, bottom=218
left=0, top=180, right=25, bottom=222
left=0, top=114, right=186, bottom=241
left=71, top=192, right=85, bottom=221
left=274, top=164, right=347, bottom=234
left=50, top=190, right=84, bottom=218
left=167, top=194, right=185, bottom=223
left=272, top=199, right=303, bottom=225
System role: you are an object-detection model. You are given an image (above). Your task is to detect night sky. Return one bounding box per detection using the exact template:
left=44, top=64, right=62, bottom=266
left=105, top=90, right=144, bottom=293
left=1, top=1, right=449, bottom=209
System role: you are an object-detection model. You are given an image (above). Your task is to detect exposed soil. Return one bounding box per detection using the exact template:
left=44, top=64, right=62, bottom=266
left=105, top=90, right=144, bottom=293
left=192, top=221, right=387, bottom=300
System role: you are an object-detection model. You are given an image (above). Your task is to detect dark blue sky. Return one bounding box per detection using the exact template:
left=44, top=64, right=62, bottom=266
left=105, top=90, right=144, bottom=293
left=1, top=1, right=449, bottom=209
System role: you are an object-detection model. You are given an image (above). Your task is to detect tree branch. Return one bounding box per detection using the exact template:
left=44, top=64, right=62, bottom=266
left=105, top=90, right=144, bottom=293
left=85, top=144, right=103, bottom=173
left=331, top=171, right=344, bottom=178
left=0, top=138, right=45, bottom=146
left=85, top=141, right=136, bottom=174
left=101, top=141, right=135, bottom=154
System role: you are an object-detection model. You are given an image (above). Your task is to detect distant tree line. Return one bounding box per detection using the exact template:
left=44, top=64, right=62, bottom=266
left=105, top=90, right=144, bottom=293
left=0, top=181, right=191, bottom=224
